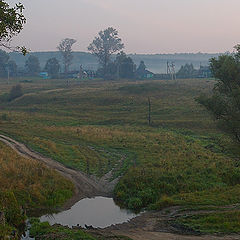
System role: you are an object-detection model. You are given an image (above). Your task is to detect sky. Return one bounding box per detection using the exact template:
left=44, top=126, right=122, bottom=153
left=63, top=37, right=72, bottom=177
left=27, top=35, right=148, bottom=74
left=7, top=0, right=240, bottom=54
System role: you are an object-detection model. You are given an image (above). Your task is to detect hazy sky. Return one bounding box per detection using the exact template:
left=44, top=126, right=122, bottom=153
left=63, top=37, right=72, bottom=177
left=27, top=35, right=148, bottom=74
left=8, top=0, right=240, bottom=53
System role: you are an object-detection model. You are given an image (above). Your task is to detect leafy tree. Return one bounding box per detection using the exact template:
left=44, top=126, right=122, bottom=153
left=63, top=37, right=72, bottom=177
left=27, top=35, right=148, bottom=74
left=7, top=60, right=17, bottom=77
left=57, top=38, right=76, bottom=74
left=197, top=46, right=240, bottom=143
left=177, top=63, right=198, bottom=79
left=0, top=1, right=27, bottom=54
left=9, top=84, right=22, bottom=101
left=96, top=52, right=135, bottom=80
left=25, top=55, right=40, bottom=76
left=88, top=27, right=124, bottom=78
left=0, top=50, right=17, bottom=77
left=44, top=57, right=60, bottom=78
left=136, top=60, right=146, bottom=78
left=0, top=49, right=9, bottom=77
left=115, top=51, right=134, bottom=79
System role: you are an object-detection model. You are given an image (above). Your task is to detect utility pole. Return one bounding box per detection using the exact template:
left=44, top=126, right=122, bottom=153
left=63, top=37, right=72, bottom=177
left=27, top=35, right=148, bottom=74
left=167, top=62, right=170, bottom=75
left=167, top=62, right=176, bottom=81
left=170, top=62, right=176, bottom=81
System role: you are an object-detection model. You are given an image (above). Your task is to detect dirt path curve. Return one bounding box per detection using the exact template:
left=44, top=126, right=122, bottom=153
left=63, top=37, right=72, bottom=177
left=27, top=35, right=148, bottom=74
left=96, top=207, right=240, bottom=240
left=0, top=134, right=111, bottom=209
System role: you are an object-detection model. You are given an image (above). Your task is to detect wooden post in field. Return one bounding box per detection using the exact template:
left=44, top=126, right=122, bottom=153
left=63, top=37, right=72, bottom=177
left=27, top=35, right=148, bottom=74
left=148, top=97, right=151, bottom=126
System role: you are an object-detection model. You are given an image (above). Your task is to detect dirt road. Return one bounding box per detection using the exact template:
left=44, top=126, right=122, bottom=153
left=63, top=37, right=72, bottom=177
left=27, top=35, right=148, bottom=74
left=0, top=134, right=111, bottom=209
left=105, top=208, right=240, bottom=240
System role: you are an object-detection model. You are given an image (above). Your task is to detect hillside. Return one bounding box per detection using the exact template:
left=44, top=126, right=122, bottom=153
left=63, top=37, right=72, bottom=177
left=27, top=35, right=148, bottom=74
left=1, top=77, right=240, bottom=237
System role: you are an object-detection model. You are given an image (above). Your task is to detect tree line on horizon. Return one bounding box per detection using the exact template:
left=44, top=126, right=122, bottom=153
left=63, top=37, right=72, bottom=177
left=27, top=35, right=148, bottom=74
left=0, top=27, right=152, bottom=79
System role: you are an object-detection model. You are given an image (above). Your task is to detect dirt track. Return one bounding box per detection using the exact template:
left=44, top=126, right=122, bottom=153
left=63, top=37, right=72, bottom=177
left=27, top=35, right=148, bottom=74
left=1, top=134, right=240, bottom=240
left=0, top=134, right=111, bottom=209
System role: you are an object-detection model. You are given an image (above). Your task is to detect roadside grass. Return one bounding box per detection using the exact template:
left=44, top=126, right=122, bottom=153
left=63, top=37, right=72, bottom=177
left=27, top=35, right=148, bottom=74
left=30, top=218, right=133, bottom=240
left=29, top=218, right=96, bottom=240
left=175, top=211, right=240, bottom=233
left=1, top=77, right=240, bottom=234
left=151, top=185, right=240, bottom=211
left=0, top=142, right=74, bottom=238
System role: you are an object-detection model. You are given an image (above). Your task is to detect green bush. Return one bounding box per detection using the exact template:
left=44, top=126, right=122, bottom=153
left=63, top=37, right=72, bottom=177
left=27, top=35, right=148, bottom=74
left=150, top=195, right=175, bottom=210
left=221, top=168, right=240, bottom=186
left=1, top=113, right=8, bottom=121
left=29, top=218, right=96, bottom=240
left=8, top=84, right=23, bottom=101
left=127, top=197, right=143, bottom=210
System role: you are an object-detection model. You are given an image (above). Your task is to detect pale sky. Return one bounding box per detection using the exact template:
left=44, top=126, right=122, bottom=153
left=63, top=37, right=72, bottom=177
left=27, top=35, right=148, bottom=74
left=7, top=0, right=240, bottom=53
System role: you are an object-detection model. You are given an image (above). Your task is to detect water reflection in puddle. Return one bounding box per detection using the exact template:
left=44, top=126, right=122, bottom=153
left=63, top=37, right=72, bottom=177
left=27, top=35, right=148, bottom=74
left=40, top=197, right=138, bottom=228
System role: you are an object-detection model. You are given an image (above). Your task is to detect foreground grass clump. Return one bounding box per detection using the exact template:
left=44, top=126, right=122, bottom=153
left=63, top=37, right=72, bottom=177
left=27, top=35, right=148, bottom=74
left=0, top=142, right=74, bottom=238
left=30, top=218, right=95, bottom=240
left=30, top=218, right=133, bottom=240
left=176, top=211, right=240, bottom=233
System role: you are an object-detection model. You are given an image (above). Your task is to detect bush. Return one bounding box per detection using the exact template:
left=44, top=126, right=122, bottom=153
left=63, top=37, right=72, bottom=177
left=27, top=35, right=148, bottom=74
left=9, top=84, right=23, bottom=101
left=1, top=114, right=8, bottom=121
left=150, top=195, right=175, bottom=210
left=127, top=197, right=143, bottom=210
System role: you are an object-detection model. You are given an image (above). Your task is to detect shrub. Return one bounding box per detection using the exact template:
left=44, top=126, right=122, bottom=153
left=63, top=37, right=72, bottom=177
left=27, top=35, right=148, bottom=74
left=9, top=84, right=23, bottom=101
left=152, top=195, right=175, bottom=210
left=1, top=113, right=8, bottom=121
left=127, top=197, right=143, bottom=210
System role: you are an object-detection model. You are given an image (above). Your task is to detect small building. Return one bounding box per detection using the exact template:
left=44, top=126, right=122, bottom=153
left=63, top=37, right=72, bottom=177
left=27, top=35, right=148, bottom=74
left=135, top=60, right=154, bottom=79
left=39, top=72, right=49, bottom=79
left=145, top=70, right=154, bottom=79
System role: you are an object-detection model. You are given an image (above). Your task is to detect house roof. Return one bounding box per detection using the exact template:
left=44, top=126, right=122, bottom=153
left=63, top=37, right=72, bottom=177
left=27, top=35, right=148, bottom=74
left=145, top=70, right=154, bottom=75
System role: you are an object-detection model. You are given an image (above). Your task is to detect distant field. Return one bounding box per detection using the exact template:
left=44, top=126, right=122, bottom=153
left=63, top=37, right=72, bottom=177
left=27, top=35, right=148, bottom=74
left=1, top=77, right=240, bottom=233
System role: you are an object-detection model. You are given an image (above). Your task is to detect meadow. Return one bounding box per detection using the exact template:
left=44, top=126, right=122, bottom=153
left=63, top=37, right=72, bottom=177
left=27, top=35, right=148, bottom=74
left=0, top=77, right=240, bottom=234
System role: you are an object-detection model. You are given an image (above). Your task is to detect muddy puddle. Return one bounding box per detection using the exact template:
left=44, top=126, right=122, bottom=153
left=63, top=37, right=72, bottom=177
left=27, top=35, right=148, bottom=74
left=40, top=197, right=138, bottom=228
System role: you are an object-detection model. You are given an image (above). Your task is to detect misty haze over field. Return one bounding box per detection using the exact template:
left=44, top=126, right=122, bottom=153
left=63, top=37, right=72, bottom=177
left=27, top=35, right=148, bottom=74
left=9, top=52, right=220, bottom=74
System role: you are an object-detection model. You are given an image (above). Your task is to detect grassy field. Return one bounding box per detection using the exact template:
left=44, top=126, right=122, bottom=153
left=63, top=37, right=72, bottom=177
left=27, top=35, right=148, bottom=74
left=0, top=77, right=240, bottom=234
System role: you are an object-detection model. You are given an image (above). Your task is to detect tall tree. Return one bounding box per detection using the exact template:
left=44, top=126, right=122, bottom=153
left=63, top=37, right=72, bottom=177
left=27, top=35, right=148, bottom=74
left=0, top=49, right=9, bottom=77
left=7, top=59, right=17, bottom=77
left=136, top=60, right=146, bottom=78
left=9, top=84, right=22, bottom=101
left=44, top=57, right=60, bottom=78
left=197, top=46, right=240, bottom=143
left=88, top=27, right=124, bottom=78
left=25, top=55, right=40, bottom=76
left=0, top=1, right=27, bottom=54
left=57, top=38, right=76, bottom=74
left=115, top=51, right=134, bottom=79
left=177, top=63, right=198, bottom=79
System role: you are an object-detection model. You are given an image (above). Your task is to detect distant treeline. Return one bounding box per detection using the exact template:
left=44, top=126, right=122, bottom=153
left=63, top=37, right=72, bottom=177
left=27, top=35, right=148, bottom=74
left=9, top=51, right=221, bottom=74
